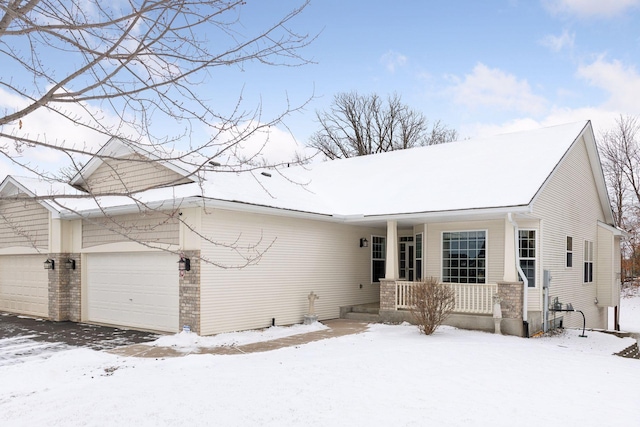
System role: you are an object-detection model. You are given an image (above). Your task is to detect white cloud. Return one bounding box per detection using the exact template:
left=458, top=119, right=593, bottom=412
left=540, top=29, right=575, bottom=52
left=449, top=63, right=547, bottom=114
left=0, top=86, right=137, bottom=177
left=577, top=57, right=640, bottom=113
left=543, top=0, right=640, bottom=18
left=380, top=50, right=407, bottom=73
left=461, top=106, right=620, bottom=140
left=207, top=120, right=317, bottom=167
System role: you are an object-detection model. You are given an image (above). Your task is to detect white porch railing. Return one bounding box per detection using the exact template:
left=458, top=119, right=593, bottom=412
left=396, top=281, right=497, bottom=315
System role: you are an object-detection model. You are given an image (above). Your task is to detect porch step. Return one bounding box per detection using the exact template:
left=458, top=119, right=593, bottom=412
left=343, top=312, right=380, bottom=322
left=350, top=303, right=380, bottom=314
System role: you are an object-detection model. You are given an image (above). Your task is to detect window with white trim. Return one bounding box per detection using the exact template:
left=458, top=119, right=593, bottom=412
left=566, top=236, right=573, bottom=268
left=518, top=230, right=536, bottom=288
left=584, top=240, right=594, bottom=283
left=371, top=236, right=386, bottom=283
left=442, top=231, right=486, bottom=284
left=415, top=233, right=423, bottom=281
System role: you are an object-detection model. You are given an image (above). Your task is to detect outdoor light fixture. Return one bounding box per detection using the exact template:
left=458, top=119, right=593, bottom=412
left=65, top=258, right=76, bottom=270
left=43, top=259, right=55, bottom=270
left=360, top=238, right=369, bottom=248
left=178, top=257, right=191, bottom=272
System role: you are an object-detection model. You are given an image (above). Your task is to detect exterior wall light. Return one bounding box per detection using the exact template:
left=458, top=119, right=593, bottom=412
left=65, top=259, right=76, bottom=270
left=178, top=257, right=191, bottom=272
left=360, top=238, right=369, bottom=248
left=44, top=259, right=55, bottom=270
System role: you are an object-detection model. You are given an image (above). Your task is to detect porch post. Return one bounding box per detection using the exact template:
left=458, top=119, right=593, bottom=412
left=385, top=220, right=399, bottom=280
left=379, top=220, right=399, bottom=319
left=503, top=216, right=518, bottom=282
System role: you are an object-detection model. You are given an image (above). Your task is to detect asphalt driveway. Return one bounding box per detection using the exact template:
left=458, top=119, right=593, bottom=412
left=0, top=312, right=160, bottom=366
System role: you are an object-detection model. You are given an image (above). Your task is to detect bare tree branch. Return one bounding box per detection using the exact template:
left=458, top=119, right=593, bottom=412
left=308, top=91, right=458, bottom=159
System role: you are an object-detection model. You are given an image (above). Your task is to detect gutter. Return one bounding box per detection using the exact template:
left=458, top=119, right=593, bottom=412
left=507, top=212, right=529, bottom=337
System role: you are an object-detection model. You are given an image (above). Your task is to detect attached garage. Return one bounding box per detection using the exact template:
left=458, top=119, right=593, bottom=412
left=85, top=252, right=179, bottom=333
left=0, top=255, right=48, bottom=317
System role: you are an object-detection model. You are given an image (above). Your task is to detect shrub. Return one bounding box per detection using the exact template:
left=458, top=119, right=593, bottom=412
left=409, top=277, right=455, bottom=335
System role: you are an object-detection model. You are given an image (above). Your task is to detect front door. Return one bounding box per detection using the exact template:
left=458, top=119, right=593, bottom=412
left=399, top=236, right=415, bottom=281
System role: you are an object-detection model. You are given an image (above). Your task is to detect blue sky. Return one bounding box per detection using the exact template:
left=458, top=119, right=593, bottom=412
left=228, top=0, right=640, bottom=141
left=3, top=0, right=640, bottom=175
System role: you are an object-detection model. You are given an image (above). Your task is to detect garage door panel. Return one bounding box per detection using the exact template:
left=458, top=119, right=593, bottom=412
left=86, top=252, right=179, bottom=333
left=0, top=255, right=48, bottom=317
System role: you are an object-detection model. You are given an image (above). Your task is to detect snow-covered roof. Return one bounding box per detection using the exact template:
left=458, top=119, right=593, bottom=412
left=5, top=121, right=608, bottom=224
left=193, top=121, right=592, bottom=217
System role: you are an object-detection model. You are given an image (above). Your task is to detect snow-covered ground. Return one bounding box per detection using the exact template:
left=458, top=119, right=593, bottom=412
left=1, top=295, right=640, bottom=426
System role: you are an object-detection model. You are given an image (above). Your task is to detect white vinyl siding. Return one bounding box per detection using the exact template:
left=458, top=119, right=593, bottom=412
left=0, top=255, right=48, bottom=317
left=531, top=135, right=607, bottom=329
left=596, top=225, right=617, bottom=307
left=82, top=154, right=192, bottom=194
left=82, top=211, right=179, bottom=248
left=199, top=209, right=381, bottom=335
left=0, top=197, right=49, bottom=250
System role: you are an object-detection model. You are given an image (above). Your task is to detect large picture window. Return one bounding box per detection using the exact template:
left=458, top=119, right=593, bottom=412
left=442, top=231, right=486, bottom=284
left=518, top=230, right=536, bottom=288
left=584, top=240, right=594, bottom=283
left=371, top=236, right=386, bottom=283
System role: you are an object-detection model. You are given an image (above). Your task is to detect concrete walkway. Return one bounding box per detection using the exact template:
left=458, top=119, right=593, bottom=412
left=107, top=319, right=370, bottom=358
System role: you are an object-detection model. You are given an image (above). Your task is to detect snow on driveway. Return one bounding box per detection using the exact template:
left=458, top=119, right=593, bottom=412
left=0, top=335, right=70, bottom=367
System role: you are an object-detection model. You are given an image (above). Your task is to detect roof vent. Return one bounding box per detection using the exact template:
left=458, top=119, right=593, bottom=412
left=261, top=172, right=272, bottom=177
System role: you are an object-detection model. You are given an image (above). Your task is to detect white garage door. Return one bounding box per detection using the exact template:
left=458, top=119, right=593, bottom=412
left=0, top=255, right=48, bottom=317
left=86, top=252, right=179, bottom=333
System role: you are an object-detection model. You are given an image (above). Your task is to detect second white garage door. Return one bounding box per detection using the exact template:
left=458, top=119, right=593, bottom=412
left=86, top=252, right=179, bottom=333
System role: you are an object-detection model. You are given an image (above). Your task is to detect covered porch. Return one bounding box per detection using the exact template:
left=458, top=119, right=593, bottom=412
left=361, top=216, right=529, bottom=336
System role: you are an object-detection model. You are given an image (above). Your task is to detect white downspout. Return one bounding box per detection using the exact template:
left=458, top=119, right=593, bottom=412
left=507, top=213, right=528, bottom=325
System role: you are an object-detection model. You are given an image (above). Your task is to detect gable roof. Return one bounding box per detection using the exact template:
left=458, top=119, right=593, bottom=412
left=193, top=121, right=612, bottom=222
left=4, top=121, right=615, bottom=226
left=0, top=175, right=80, bottom=218
left=68, top=137, right=195, bottom=189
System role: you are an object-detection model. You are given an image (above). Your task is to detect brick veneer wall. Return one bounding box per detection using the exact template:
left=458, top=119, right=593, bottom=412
left=47, top=253, right=81, bottom=321
left=179, top=250, right=201, bottom=334
left=497, top=281, right=523, bottom=319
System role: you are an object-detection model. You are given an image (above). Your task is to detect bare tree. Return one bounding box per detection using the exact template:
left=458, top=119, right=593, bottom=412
left=409, top=277, right=455, bottom=335
left=0, top=0, right=314, bottom=265
left=599, top=115, right=640, bottom=279
left=308, top=91, right=458, bottom=160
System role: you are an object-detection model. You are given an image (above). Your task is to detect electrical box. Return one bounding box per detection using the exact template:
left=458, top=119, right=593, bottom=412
left=543, top=270, right=552, bottom=289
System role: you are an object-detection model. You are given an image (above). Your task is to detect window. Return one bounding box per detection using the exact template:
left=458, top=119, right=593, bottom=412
left=399, top=236, right=413, bottom=280
left=415, top=233, right=423, bottom=281
left=371, top=236, right=386, bottom=283
left=566, top=236, right=573, bottom=268
left=442, top=231, right=486, bottom=284
left=518, top=230, right=536, bottom=288
left=584, top=240, right=594, bottom=283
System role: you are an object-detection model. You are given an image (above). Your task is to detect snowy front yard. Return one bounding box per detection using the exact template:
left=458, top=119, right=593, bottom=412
left=2, top=293, right=640, bottom=426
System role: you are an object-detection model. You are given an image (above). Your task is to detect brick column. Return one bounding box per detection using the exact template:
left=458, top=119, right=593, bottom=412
left=379, top=279, right=397, bottom=312
left=179, top=250, right=201, bottom=334
left=47, top=253, right=81, bottom=321
left=497, top=281, right=523, bottom=319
